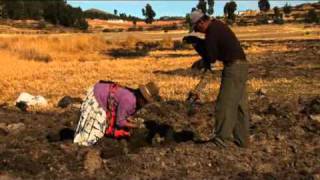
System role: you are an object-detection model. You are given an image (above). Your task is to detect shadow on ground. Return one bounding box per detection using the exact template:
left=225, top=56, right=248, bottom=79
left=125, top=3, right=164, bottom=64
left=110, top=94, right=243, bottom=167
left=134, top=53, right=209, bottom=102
left=152, top=53, right=197, bottom=59
left=153, top=67, right=222, bottom=78
left=106, top=48, right=150, bottom=59
left=47, top=119, right=197, bottom=155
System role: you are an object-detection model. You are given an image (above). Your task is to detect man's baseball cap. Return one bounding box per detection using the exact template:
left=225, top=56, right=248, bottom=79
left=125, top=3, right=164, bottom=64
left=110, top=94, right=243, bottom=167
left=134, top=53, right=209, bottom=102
left=190, top=9, right=205, bottom=30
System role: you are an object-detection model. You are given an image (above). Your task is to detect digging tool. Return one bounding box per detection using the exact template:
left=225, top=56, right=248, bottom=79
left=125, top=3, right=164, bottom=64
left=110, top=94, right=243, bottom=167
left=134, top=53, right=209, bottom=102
left=183, top=35, right=214, bottom=116
left=186, top=70, right=213, bottom=116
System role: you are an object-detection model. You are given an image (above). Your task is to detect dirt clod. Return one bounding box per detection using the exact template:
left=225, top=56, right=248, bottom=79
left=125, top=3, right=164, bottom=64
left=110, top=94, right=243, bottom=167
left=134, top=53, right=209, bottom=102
left=0, top=173, right=21, bottom=180
left=256, top=88, right=267, bottom=97
left=7, top=123, right=25, bottom=134
left=255, top=163, right=274, bottom=174
left=84, top=149, right=103, bottom=176
left=57, top=96, right=83, bottom=108
left=310, top=114, right=320, bottom=123
left=0, top=128, right=8, bottom=136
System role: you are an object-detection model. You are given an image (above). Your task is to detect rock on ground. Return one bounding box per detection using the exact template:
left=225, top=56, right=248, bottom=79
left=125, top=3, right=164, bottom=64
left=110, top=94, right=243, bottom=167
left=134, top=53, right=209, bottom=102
left=6, top=123, right=26, bottom=134
left=84, top=149, right=103, bottom=176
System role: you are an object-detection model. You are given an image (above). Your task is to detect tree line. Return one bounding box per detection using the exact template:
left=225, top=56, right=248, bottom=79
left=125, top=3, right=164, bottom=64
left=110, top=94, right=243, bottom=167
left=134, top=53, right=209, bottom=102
left=137, top=0, right=317, bottom=25
left=185, top=0, right=318, bottom=26
left=84, top=8, right=141, bottom=22
left=0, top=0, right=317, bottom=30
left=0, top=0, right=88, bottom=30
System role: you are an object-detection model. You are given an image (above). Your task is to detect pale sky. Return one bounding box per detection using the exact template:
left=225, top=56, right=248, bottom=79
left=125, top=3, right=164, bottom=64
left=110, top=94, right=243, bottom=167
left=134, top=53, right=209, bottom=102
left=68, top=1, right=318, bottom=18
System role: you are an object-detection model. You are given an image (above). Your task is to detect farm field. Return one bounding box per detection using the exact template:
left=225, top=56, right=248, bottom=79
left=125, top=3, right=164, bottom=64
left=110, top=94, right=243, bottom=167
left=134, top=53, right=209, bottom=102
left=0, top=24, right=319, bottom=179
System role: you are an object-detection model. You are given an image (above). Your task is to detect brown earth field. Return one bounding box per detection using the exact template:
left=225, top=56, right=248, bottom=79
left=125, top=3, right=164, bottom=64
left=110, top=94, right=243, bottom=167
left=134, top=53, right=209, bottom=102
left=0, top=25, right=319, bottom=180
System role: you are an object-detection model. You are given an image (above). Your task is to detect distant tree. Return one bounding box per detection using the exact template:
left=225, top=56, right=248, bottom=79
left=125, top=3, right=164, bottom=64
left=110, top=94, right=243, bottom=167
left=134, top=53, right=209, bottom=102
left=191, top=7, right=197, bottom=12
left=258, top=0, right=270, bottom=12
left=3, top=0, right=25, bottom=19
left=114, top=9, right=118, bottom=15
left=257, top=0, right=270, bottom=24
left=273, top=6, right=284, bottom=24
left=185, top=13, right=192, bottom=31
left=77, top=17, right=89, bottom=30
left=142, top=8, right=146, bottom=16
left=129, top=15, right=141, bottom=21
left=159, top=16, right=184, bottom=21
left=59, top=2, right=89, bottom=30
left=207, top=0, right=214, bottom=15
left=142, top=3, right=156, bottom=24
left=224, top=1, right=237, bottom=24
left=185, top=13, right=191, bottom=24
left=197, top=0, right=207, bottom=13
left=195, top=0, right=214, bottom=15
left=283, top=3, right=292, bottom=15
left=273, top=6, right=280, bottom=17
left=43, top=1, right=63, bottom=24
left=0, top=0, right=88, bottom=30
left=305, top=9, right=319, bottom=23
left=43, top=1, right=88, bottom=30
left=119, top=13, right=127, bottom=19
left=24, top=1, right=43, bottom=20
left=0, top=1, right=9, bottom=18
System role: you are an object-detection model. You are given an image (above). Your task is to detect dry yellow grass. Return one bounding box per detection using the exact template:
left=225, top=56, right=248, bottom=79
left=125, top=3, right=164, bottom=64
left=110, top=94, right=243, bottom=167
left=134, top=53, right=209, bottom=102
left=0, top=28, right=319, bottom=110
left=0, top=35, right=196, bottom=106
left=0, top=35, right=108, bottom=62
left=0, top=35, right=211, bottom=107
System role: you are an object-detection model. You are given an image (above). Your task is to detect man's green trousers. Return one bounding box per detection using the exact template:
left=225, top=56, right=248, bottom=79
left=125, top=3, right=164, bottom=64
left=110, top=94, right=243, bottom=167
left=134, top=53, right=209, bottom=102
left=214, top=60, right=249, bottom=147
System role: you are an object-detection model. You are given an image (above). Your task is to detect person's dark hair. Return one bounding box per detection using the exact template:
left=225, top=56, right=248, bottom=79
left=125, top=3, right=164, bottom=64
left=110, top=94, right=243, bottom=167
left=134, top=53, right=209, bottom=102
left=127, top=88, right=148, bottom=110
left=200, top=15, right=210, bottom=22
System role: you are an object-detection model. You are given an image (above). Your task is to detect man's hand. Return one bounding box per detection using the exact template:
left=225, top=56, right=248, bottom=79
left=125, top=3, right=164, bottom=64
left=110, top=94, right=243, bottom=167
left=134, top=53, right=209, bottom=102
left=202, top=59, right=212, bottom=72
left=128, top=117, right=145, bottom=129
left=186, top=92, right=199, bottom=103
left=135, top=117, right=146, bottom=129
left=191, top=59, right=213, bottom=72
left=183, top=36, right=203, bottom=45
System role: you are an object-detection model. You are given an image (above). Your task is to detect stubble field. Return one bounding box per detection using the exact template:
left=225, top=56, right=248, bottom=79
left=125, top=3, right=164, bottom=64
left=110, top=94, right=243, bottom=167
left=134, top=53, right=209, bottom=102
left=0, top=24, right=319, bottom=180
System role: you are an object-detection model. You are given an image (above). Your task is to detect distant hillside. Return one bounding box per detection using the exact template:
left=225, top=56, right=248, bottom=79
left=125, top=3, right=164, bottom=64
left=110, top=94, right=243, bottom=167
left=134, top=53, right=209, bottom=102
left=237, top=2, right=320, bottom=25
left=86, top=8, right=113, bottom=15
left=84, top=9, right=118, bottom=19
left=159, top=16, right=185, bottom=21
left=84, top=8, right=141, bottom=21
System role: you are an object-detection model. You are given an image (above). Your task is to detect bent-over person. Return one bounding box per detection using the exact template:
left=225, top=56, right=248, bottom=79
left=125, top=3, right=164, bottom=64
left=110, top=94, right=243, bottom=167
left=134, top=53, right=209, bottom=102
left=73, top=81, right=161, bottom=146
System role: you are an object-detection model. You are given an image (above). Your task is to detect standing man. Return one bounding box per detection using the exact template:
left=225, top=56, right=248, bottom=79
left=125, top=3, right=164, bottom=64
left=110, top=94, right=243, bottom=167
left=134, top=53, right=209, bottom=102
left=184, top=10, right=249, bottom=148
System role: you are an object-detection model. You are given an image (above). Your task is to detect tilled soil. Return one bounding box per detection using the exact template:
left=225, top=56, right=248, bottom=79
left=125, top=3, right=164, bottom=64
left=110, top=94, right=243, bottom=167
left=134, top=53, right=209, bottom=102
left=0, top=39, right=319, bottom=180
